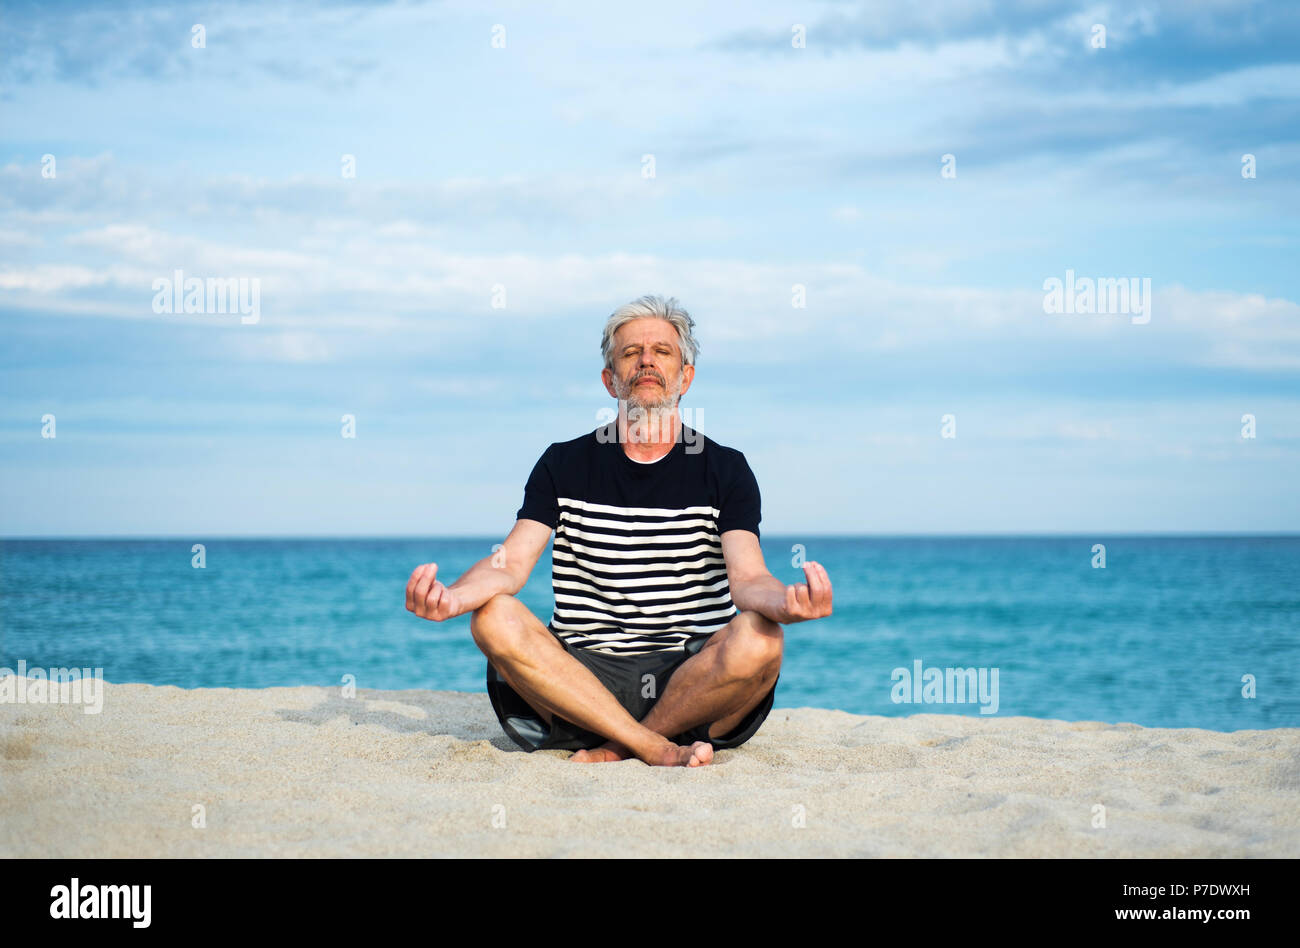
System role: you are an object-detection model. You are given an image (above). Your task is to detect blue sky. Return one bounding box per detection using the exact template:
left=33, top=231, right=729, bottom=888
left=1, top=0, right=1298, bottom=536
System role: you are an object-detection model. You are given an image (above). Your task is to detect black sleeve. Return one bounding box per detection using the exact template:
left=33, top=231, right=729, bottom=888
left=717, top=452, right=761, bottom=539
left=516, top=447, right=559, bottom=529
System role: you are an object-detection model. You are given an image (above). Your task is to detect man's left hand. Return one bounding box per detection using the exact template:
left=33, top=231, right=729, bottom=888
left=782, top=561, right=833, bottom=623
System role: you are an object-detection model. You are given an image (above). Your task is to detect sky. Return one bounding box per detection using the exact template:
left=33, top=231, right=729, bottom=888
left=1, top=0, right=1298, bottom=536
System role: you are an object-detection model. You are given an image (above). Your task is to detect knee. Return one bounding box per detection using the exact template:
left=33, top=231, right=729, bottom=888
left=721, top=611, right=783, bottom=680
left=469, top=593, right=526, bottom=657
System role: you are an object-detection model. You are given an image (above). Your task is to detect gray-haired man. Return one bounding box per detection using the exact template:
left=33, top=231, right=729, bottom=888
left=405, top=295, right=833, bottom=767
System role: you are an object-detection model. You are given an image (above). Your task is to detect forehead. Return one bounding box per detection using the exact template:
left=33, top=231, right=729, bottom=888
left=613, top=317, right=680, bottom=351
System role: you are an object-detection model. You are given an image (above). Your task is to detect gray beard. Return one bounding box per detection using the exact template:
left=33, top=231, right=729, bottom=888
left=616, top=373, right=682, bottom=442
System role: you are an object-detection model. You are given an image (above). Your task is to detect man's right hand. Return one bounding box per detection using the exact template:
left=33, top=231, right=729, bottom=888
left=406, top=563, right=464, bottom=622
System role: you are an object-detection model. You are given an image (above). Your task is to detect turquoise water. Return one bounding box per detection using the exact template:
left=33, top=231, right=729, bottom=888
left=1, top=537, right=1296, bottom=731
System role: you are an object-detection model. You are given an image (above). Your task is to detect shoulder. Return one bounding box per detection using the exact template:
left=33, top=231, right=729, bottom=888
left=684, top=426, right=754, bottom=474
left=539, top=427, right=606, bottom=464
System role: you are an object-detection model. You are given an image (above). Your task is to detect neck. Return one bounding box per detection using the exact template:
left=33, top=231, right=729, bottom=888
left=619, top=404, right=680, bottom=462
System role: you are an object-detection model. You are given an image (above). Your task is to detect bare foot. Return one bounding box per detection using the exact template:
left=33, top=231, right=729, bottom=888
left=570, top=741, right=630, bottom=763
left=648, top=740, right=714, bottom=768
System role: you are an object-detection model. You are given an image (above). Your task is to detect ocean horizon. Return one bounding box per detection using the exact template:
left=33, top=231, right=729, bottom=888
left=3, top=535, right=1297, bottom=732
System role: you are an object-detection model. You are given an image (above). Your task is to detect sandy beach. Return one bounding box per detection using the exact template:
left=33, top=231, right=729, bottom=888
left=2, top=680, right=1297, bottom=858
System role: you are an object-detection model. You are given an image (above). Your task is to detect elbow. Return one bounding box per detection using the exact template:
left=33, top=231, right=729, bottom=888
left=502, top=568, right=529, bottom=598
left=728, top=577, right=757, bottom=610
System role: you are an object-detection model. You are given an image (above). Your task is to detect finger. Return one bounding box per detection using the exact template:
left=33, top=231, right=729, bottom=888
left=406, top=565, right=425, bottom=612
left=803, top=562, right=827, bottom=600
left=791, top=582, right=810, bottom=614
left=786, top=584, right=801, bottom=615
left=412, top=564, right=438, bottom=616
left=405, top=565, right=427, bottom=612
left=425, top=581, right=446, bottom=617
left=818, top=562, right=833, bottom=612
left=805, top=562, right=831, bottom=612
left=435, top=587, right=453, bottom=620
left=410, top=566, right=429, bottom=615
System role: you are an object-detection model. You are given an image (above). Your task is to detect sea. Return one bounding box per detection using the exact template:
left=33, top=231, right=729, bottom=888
left=2, top=536, right=1297, bottom=731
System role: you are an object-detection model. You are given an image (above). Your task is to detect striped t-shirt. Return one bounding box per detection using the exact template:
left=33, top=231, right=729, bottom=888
left=515, top=421, right=762, bottom=655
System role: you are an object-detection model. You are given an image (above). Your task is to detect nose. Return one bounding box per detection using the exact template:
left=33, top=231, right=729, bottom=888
left=633, top=352, right=659, bottom=380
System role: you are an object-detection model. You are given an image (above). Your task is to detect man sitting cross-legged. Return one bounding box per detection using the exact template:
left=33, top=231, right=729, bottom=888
left=404, top=294, right=833, bottom=767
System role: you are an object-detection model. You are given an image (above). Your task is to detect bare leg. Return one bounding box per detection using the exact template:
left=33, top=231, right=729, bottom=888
left=571, top=610, right=782, bottom=762
left=472, top=594, right=713, bottom=767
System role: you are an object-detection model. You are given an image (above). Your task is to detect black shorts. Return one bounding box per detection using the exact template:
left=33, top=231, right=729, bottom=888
left=486, top=625, right=778, bottom=753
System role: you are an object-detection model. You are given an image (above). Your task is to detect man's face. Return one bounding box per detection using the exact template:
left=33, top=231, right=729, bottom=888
left=603, top=317, right=695, bottom=411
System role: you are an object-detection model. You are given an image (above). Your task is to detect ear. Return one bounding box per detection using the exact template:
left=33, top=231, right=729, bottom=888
left=601, top=366, right=618, bottom=397
left=678, top=362, right=695, bottom=399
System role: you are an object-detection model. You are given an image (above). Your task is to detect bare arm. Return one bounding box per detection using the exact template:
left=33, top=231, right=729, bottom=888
left=721, top=530, right=833, bottom=625
left=405, top=518, right=553, bottom=621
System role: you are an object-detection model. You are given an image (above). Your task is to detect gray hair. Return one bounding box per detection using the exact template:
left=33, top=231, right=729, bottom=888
left=600, top=295, right=699, bottom=372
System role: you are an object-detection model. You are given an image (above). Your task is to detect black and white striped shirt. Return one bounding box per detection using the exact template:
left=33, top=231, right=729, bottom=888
left=515, top=421, right=762, bottom=655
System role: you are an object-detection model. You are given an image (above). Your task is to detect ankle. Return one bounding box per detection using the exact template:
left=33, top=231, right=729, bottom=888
left=630, top=733, right=675, bottom=763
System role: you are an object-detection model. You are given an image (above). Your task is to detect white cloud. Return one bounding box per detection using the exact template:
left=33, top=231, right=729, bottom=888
left=6, top=229, right=1298, bottom=376
left=0, top=264, right=113, bottom=291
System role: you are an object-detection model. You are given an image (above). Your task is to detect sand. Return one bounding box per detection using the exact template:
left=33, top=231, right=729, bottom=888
left=1, top=681, right=1297, bottom=857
